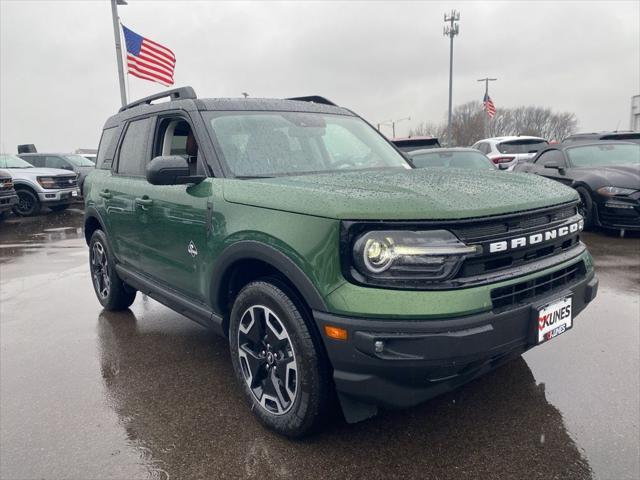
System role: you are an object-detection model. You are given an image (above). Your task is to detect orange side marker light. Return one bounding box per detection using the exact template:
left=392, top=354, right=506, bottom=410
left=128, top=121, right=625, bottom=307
left=324, top=325, right=348, bottom=341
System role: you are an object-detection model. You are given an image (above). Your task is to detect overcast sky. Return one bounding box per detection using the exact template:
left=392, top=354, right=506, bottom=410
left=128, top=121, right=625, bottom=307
left=1, top=0, right=638, bottom=152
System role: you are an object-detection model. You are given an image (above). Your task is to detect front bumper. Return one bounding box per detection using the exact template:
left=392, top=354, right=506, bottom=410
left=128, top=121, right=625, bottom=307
left=0, top=192, right=19, bottom=212
left=314, top=267, right=598, bottom=422
left=37, top=188, right=80, bottom=205
left=595, top=197, right=640, bottom=230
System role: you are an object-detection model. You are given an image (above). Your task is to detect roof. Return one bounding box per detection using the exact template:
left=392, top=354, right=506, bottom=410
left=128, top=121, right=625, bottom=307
left=479, top=135, right=547, bottom=143
left=408, top=147, right=480, bottom=156
left=544, top=140, right=635, bottom=150
left=104, top=96, right=353, bottom=128
left=195, top=98, right=351, bottom=115
left=392, top=136, right=438, bottom=141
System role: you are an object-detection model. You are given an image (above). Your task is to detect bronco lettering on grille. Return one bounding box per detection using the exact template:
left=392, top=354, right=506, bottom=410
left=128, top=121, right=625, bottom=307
left=488, top=220, right=583, bottom=253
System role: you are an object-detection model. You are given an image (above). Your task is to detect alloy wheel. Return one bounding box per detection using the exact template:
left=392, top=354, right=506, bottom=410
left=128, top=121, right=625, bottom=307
left=16, top=192, right=34, bottom=215
left=237, top=305, right=298, bottom=415
left=91, top=241, right=111, bottom=299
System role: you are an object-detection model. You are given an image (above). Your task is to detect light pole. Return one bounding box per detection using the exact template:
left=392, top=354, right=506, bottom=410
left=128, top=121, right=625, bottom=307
left=110, top=0, right=128, bottom=108
left=444, top=10, right=460, bottom=146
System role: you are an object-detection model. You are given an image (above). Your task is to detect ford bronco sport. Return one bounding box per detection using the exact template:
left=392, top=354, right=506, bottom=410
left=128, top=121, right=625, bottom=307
left=84, top=87, right=598, bottom=437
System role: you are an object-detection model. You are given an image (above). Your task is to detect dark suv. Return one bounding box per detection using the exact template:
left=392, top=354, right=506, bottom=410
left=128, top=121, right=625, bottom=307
left=85, top=87, right=598, bottom=437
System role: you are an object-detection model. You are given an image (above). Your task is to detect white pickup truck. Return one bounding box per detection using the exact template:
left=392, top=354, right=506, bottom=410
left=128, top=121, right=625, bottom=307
left=0, top=154, right=80, bottom=216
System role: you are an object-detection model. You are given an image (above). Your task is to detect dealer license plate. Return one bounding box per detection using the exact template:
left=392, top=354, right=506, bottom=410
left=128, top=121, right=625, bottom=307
left=537, top=297, right=572, bottom=344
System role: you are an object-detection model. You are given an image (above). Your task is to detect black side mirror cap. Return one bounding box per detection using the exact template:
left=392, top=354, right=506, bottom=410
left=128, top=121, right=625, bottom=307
left=544, top=162, right=566, bottom=174
left=146, top=155, right=205, bottom=185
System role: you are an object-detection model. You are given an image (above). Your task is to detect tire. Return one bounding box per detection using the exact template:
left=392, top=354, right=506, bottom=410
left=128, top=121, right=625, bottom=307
left=89, top=230, right=137, bottom=310
left=13, top=188, right=41, bottom=216
left=50, top=204, right=69, bottom=212
left=229, top=280, right=331, bottom=437
left=576, top=187, right=594, bottom=230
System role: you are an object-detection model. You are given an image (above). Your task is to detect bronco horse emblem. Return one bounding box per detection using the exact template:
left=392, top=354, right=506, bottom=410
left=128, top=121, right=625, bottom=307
left=187, top=241, right=198, bottom=258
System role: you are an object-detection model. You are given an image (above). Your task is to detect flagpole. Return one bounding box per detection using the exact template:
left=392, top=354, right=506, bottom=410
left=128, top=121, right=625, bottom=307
left=477, top=77, right=497, bottom=137
left=110, top=0, right=128, bottom=107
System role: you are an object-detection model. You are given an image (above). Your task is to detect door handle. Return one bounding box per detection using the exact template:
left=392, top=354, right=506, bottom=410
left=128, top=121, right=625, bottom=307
left=99, top=190, right=112, bottom=199
left=135, top=196, right=153, bottom=207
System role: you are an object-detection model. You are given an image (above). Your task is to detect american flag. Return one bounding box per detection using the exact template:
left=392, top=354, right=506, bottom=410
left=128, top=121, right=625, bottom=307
left=122, top=25, right=175, bottom=87
left=483, top=92, right=496, bottom=118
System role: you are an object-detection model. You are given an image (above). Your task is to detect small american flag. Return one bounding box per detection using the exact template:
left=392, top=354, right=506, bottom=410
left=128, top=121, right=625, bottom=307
left=122, top=25, right=175, bottom=87
left=483, top=92, right=496, bottom=118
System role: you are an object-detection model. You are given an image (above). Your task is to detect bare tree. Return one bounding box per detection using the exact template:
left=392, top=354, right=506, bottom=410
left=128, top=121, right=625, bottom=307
left=407, top=121, right=447, bottom=139
left=416, top=103, right=579, bottom=146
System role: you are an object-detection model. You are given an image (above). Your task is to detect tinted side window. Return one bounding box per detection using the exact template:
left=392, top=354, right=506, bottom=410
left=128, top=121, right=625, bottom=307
left=117, top=118, right=152, bottom=176
left=96, top=127, right=119, bottom=170
left=536, top=150, right=566, bottom=167
left=45, top=156, right=70, bottom=169
left=23, top=155, right=45, bottom=167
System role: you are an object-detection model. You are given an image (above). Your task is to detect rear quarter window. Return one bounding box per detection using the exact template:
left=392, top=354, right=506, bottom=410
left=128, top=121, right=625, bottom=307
left=96, top=126, right=120, bottom=170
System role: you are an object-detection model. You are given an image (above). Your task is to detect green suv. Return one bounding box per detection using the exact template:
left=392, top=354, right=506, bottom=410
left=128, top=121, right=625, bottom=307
left=84, top=87, right=598, bottom=437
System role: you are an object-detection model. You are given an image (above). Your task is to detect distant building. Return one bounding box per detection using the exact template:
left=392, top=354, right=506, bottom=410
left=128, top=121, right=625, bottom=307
left=631, top=95, right=640, bottom=130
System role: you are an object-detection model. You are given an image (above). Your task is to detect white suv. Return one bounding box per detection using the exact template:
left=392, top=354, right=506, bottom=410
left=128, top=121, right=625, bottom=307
left=472, top=136, right=548, bottom=170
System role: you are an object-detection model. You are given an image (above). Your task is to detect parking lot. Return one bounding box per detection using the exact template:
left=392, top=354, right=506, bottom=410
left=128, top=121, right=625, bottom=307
left=0, top=209, right=638, bottom=480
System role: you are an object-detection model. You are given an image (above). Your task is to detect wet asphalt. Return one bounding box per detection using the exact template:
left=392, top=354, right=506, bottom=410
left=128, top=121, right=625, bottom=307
left=0, top=209, right=638, bottom=480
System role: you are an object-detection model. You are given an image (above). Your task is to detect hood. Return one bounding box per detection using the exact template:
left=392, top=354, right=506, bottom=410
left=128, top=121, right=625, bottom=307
left=223, top=168, right=578, bottom=220
left=580, top=164, right=640, bottom=190
left=4, top=167, right=76, bottom=177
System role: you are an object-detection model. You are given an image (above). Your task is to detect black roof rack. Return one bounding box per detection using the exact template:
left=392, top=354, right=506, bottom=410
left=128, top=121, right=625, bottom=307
left=286, top=95, right=337, bottom=107
left=119, top=86, right=197, bottom=112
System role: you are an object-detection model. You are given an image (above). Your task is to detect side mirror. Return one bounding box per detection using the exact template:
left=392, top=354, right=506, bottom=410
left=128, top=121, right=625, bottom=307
left=146, top=155, right=204, bottom=185
left=544, top=162, right=566, bottom=175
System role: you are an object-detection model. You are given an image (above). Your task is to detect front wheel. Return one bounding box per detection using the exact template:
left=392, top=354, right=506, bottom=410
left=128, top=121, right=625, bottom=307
left=13, top=189, right=41, bottom=216
left=576, top=187, right=594, bottom=230
left=89, top=230, right=137, bottom=310
left=229, top=281, right=331, bottom=437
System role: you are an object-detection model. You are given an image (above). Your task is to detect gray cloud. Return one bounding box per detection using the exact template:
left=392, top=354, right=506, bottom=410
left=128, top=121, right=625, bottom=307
left=1, top=0, right=638, bottom=152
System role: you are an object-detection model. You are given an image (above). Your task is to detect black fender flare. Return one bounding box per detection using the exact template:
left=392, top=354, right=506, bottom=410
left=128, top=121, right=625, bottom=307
left=84, top=206, right=108, bottom=245
left=210, top=240, right=327, bottom=314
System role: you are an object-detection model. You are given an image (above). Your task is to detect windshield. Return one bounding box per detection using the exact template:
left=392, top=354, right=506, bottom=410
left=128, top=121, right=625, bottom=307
left=205, top=112, right=411, bottom=177
left=410, top=150, right=495, bottom=170
left=64, top=154, right=95, bottom=167
left=497, top=139, right=548, bottom=154
left=566, top=143, right=640, bottom=167
left=0, top=154, right=34, bottom=169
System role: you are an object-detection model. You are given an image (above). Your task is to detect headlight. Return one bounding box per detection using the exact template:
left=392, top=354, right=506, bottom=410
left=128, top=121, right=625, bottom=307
left=352, top=230, right=480, bottom=282
left=597, top=186, right=636, bottom=197
left=37, top=176, right=56, bottom=189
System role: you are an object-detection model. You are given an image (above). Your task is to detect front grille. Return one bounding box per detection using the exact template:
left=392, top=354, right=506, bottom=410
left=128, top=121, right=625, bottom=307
left=451, top=204, right=581, bottom=280
left=491, top=261, right=586, bottom=312
left=453, top=205, right=576, bottom=241
left=52, top=176, right=77, bottom=189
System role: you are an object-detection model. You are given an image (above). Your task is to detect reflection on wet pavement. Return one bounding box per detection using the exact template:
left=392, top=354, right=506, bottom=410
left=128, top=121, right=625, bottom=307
left=0, top=212, right=638, bottom=479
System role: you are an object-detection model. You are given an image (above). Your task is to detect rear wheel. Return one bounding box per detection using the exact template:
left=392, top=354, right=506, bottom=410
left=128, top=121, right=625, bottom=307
left=229, top=280, right=331, bottom=437
left=13, top=188, right=41, bottom=216
left=89, top=230, right=137, bottom=310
